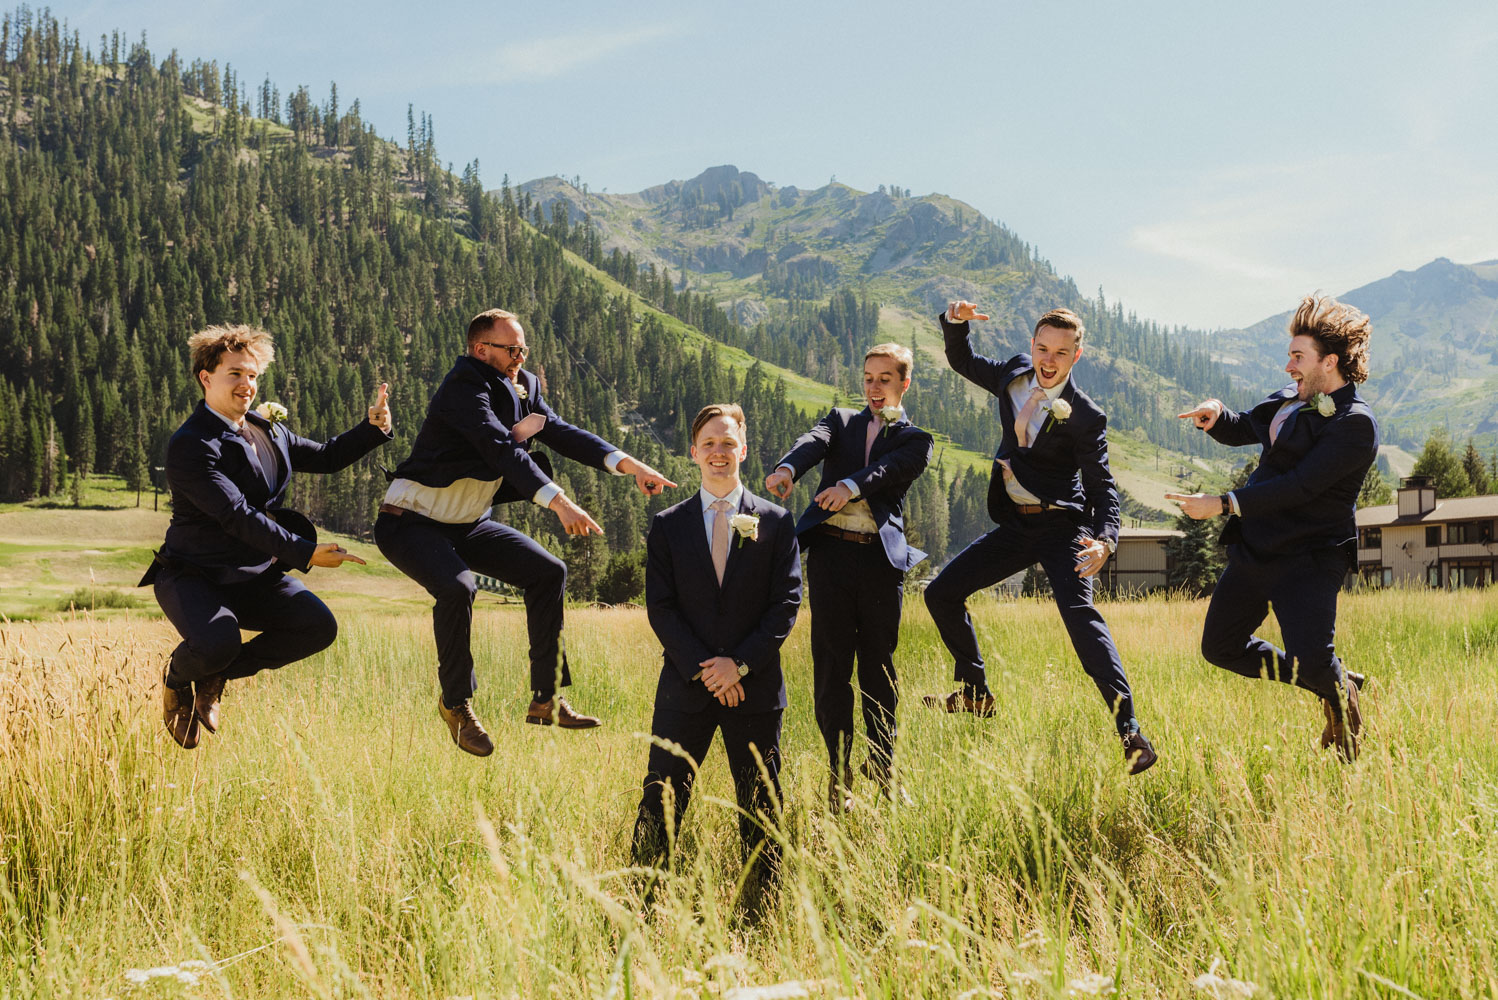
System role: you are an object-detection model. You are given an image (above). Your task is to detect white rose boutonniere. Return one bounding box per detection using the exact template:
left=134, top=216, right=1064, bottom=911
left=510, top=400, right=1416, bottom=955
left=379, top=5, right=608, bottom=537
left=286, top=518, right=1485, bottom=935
left=1042, top=397, right=1071, bottom=433
left=254, top=401, right=288, bottom=425
left=876, top=405, right=902, bottom=438
left=729, top=512, right=760, bottom=548
left=1303, top=391, right=1335, bottom=417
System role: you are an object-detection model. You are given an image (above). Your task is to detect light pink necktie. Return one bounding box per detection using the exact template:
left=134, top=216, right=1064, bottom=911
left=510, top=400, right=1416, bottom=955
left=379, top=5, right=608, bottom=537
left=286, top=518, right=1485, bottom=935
left=1269, top=401, right=1295, bottom=444
left=1015, top=386, right=1047, bottom=448
left=710, top=499, right=732, bottom=584
left=865, top=417, right=881, bottom=464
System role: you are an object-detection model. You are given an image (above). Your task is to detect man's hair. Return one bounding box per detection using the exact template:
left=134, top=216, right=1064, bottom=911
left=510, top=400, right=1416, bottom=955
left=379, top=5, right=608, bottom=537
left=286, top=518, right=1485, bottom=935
left=864, top=342, right=914, bottom=381
left=467, top=308, right=521, bottom=347
left=1289, top=294, right=1371, bottom=383
left=690, top=403, right=746, bottom=446
left=1033, top=307, right=1086, bottom=345
left=188, top=325, right=274, bottom=382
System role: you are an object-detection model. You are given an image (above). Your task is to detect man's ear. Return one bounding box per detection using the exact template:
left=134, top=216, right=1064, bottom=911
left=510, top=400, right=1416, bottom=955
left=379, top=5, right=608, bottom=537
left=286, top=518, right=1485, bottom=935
left=901, top=377, right=911, bottom=392
left=197, top=368, right=211, bottom=393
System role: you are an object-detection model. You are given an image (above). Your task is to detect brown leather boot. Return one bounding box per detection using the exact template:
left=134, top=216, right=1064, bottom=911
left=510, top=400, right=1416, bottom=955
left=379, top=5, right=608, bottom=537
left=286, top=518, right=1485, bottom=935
left=921, top=689, right=996, bottom=717
left=162, top=666, right=200, bottom=750
left=1325, top=679, right=1362, bottom=762
left=525, top=697, right=601, bottom=729
left=1321, top=672, right=1363, bottom=755
left=438, top=698, right=494, bottom=756
left=194, top=674, right=226, bottom=734
left=1121, top=730, right=1158, bottom=775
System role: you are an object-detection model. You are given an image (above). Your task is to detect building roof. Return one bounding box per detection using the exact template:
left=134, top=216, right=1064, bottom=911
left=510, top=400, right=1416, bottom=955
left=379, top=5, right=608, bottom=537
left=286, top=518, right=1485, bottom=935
left=1357, top=493, right=1498, bottom=527
left=1118, top=526, right=1184, bottom=539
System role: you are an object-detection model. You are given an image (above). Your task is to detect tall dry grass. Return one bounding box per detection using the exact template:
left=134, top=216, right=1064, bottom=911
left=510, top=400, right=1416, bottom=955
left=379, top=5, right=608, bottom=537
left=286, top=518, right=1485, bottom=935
left=2, top=587, right=1497, bottom=998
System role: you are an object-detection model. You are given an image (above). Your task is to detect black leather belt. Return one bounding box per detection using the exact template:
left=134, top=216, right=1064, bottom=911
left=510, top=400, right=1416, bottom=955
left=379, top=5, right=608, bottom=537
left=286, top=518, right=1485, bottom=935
left=820, top=524, right=876, bottom=544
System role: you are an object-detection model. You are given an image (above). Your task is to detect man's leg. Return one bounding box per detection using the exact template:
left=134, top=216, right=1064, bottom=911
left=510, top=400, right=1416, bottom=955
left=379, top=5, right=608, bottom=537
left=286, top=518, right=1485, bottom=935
left=375, top=512, right=478, bottom=708
left=720, top=708, right=784, bottom=905
left=217, top=574, right=339, bottom=680
left=631, top=704, right=718, bottom=869
left=854, top=554, right=903, bottom=775
left=1271, top=549, right=1350, bottom=705
left=923, top=526, right=1035, bottom=695
left=1200, top=547, right=1284, bottom=684
left=456, top=518, right=571, bottom=703
left=807, top=542, right=859, bottom=783
left=154, top=569, right=250, bottom=687
left=1038, top=530, right=1136, bottom=735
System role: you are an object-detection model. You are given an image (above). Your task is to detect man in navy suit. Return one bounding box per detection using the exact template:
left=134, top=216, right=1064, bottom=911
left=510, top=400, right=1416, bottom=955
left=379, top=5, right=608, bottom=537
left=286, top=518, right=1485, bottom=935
left=631, top=404, right=801, bottom=906
left=375, top=308, right=676, bottom=756
left=1169, top=295, right=1377, bottom=760
left=148, top=324, right=392, bottom=749
left=923, top=303, right=1157, bottom=774
left=765, top=343, right=932, bottom=809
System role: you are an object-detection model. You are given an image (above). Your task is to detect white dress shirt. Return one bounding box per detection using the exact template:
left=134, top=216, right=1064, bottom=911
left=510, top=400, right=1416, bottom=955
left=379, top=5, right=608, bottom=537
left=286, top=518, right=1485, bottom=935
left=384, top=450, right=627, bottom=524
left=1004, top=373, right=1069, bottom=506
left=699, top=482, right=745, bottom=547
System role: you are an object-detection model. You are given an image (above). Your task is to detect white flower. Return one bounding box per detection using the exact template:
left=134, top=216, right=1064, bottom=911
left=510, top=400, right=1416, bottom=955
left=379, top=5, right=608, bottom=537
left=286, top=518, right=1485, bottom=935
left=729, top=512, right=760, bottom=542
left=253, top=401, right=288, bottom=424
left=1050, top=398, right=1072, bottom=421
left=1193, top=959, right=1257, bottom=998
left=1313, top=392, right=1335, bottom=417
left=1066, top=973, right=1115, bottom=996
left=876, top=405, right=902, bottom=425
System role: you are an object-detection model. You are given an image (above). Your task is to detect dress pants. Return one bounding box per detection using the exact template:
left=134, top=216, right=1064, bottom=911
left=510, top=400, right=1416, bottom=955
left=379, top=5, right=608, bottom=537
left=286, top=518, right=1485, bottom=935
left=1200, top=543, right=1351, bottom=710
left=374, top=510, right=569, bottom=708
left=154, top=568, right=338, bottom=686
left=631, top=702, right=783, bottom=885
left=923, top=510, right=1138, bottom=735
left=807, top=536, right=903, bottom=772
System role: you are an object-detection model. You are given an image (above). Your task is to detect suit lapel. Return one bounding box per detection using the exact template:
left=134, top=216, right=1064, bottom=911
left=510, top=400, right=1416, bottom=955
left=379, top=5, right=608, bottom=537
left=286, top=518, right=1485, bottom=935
left=680, top=495, right=719, bottom=591
left=720, top=492, right=757, bottom=591
left=1031, top=381, right=1075, bottom=447
left=851, top=408, right=877, bottom=466
left=999, top=365, right=1033, bottom=450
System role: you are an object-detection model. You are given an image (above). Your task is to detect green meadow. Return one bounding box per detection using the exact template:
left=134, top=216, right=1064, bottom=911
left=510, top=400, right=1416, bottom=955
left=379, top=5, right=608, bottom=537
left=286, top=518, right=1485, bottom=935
left=2, top=503, right=1497, bottom=998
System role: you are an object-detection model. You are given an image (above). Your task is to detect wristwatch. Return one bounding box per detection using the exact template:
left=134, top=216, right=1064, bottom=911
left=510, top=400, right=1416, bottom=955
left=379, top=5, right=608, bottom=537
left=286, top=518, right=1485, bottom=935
left=1220, top=494, right=1232, bottom=516
left=734, top=658, right=750, bottom=677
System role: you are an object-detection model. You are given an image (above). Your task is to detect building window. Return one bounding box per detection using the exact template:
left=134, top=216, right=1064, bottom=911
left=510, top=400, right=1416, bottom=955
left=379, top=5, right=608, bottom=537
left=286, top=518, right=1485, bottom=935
left=1447, top=563, right=1491, bottom=589
left=1426, top=526, right=1441, bottom=547
left=1427, top=564, right=1441, bottom=587
left=1382, top=568, right=1393, bottom=587
left=1359, top=526, right=1382, bottom=548
left=1448, top=522, right=1476, bottom=544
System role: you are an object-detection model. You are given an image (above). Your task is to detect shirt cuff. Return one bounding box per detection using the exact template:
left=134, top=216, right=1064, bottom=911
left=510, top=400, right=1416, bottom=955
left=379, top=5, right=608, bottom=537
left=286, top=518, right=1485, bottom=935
left=839, top=477, right=861, bottom=498
left=1227, top=491, right=1241, bottom=516
left=603, top=451, right=628, bottom=475
left=533, top=482, right=563, bottom=508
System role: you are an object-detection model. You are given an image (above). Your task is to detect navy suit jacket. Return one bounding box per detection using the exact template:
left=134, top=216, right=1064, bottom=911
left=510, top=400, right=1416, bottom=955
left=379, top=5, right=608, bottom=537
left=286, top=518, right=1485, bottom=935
left=941, top=313, right=1120, bottom=545
left=390, top=356, right=616, bottom=502
left=774, top=407, right=933, bottom=572
left=645, top=489, right=802, bottom=714
left=1209, top=380, right=1378, bottom=561
left=154, top=402, right=390, bottom=584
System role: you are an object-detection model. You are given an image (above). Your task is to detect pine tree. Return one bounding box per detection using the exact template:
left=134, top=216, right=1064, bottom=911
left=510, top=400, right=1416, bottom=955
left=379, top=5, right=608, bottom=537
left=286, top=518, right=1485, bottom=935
left=1412, top=428, right=1473, bottom=497
left=1165, top=509, right=1223, bottom=596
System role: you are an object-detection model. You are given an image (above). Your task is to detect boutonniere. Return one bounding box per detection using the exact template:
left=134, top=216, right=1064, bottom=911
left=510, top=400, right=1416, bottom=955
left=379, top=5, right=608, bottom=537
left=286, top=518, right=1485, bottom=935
left=1301, top=392, right=1335, bottom=417
left=254, top=401, right=289, bottom=425
left=514, top=381, right=529, bottom=400
left=1042, top=397, right=1071, bottom=432
left=876, top=405, right=902, bottom=438
left=729, top=512, right=760, bottom=548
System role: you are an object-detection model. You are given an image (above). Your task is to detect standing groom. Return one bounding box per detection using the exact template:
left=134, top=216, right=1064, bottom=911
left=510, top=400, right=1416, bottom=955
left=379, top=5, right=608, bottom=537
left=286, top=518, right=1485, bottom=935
left=923, top=302, right=1157, bottom=774
left=1169, top=294, right=1377, bottom=760
left=765, top=343, right=932, bottom=809
left=632, top=404, right=801, bottom=908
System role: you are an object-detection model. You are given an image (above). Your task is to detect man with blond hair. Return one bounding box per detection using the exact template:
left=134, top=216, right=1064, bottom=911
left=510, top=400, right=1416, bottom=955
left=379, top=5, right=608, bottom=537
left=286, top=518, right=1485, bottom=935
left=1170, top=294, right=1377, bottom=760
left=145, top=324, right=392, bottom=749
left=376, top=308, right=677, bottom=755
left=924, top=303, right=1157, bottom=774
left=765, top=342, right=932, bottom=809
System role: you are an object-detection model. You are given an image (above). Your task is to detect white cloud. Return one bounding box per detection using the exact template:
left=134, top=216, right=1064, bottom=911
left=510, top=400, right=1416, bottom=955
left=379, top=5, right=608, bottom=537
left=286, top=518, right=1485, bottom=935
left=486, top=24, right=680, bottom=83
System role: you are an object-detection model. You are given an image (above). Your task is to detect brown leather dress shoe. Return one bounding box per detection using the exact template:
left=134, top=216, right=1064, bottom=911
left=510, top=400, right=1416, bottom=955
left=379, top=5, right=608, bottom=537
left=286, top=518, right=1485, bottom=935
left=1320, top=672, right=1363, bottom=755
left=439, top=698, right=495, bottom=756
left=1121, top=730, right=1158, bottom=775
left=922, top=689, right=996, bottom=717
left=1322, top=679, right=1362, bottom=762
left=525, top=697, right=601, bottom=729
left=162, top=667, right=200, bottom=750
left=194, top=674, right=226, bottom=734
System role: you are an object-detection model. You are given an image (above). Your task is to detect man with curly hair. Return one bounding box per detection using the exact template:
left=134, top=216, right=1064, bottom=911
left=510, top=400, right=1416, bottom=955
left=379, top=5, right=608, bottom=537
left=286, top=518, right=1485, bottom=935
left=1170, top=294, right=1378, bottom=760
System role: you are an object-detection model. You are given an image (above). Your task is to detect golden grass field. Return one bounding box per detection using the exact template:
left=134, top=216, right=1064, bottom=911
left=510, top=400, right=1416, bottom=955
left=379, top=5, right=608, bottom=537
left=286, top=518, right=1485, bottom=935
left=3, top=501, right=1498, bottom=999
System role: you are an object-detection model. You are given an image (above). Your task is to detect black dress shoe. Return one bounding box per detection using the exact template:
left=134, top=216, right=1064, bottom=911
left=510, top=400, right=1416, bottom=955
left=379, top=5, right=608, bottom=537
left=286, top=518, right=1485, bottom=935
left=162, top=665, right=199, bottom=750
left=1121, top=730, right=1157, bottom=775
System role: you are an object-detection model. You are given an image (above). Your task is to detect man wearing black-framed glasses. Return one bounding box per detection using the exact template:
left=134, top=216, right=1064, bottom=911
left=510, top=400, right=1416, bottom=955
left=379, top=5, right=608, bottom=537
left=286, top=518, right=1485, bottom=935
left=377, top=308, right=677, bottom=755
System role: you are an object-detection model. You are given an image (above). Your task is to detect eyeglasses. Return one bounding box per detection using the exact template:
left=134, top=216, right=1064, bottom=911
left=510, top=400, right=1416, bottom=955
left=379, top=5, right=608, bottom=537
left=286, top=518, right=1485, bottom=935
left=481, top=342, right=529, bottom=360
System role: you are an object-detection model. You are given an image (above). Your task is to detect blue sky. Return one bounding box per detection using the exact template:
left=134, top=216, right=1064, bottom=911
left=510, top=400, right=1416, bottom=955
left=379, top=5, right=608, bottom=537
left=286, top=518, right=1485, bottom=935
left=59, top=0, right=1498, bottom=329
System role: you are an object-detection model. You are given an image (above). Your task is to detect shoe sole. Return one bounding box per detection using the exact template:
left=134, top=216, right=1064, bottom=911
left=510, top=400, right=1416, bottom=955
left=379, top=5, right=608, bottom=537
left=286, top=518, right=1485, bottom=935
left=525, top=716, right=601, bottom=729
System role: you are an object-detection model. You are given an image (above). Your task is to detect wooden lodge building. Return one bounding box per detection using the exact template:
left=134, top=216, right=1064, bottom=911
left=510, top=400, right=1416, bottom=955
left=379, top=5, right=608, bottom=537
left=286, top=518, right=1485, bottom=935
left=1355, top=476, right=1498, bottom=589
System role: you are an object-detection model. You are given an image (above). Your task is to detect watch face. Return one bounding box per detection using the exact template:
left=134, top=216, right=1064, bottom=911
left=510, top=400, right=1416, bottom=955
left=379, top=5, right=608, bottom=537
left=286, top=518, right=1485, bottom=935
left=737, top=662, right=749, bottom=676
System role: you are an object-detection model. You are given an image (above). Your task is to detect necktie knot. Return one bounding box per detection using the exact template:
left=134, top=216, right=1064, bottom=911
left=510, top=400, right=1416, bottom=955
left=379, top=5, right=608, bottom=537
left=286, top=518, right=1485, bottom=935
left=710, top=499, right=731, bottom=513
